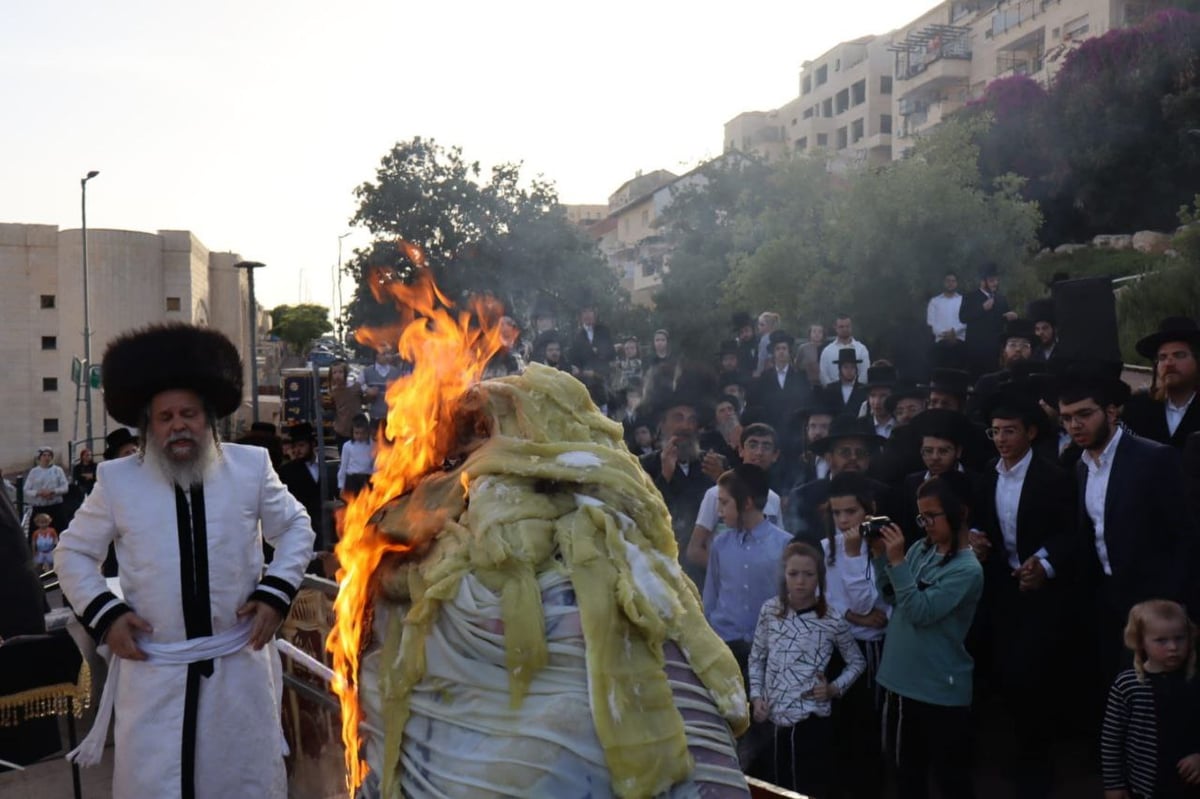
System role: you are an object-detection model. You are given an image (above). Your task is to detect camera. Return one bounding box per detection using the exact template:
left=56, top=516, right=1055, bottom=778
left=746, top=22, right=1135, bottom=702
left=859, top=516, right=891, bottom=539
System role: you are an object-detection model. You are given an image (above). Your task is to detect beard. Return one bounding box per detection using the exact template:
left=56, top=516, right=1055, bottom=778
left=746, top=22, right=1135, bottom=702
left=142, top=427, right=218, bottom=488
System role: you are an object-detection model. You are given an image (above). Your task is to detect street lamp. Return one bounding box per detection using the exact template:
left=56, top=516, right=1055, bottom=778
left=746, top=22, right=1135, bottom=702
left=81, top=170, right=100, bottom=449
left=233, top=260, right=265, bottom=422
left=336, top=232, right=351, bottom=344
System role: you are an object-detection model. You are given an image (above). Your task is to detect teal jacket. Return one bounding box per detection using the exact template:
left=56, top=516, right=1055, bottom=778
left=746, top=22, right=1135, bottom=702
left=874, top=540, right=984, bottom=707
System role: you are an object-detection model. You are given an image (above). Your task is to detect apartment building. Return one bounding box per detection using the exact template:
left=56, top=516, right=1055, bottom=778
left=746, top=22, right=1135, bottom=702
left=562, top=204, right=608, bottom=228
left=728, top=0, right=1169, bottom=161
left=0, top=223, right=265, bottom=474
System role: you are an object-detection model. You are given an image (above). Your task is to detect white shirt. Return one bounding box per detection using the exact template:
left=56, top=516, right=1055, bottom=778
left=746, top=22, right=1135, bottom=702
left=695, top=485, right=782, bottom=533
left=926, top=293, right=966, bottom=342
left=841, top=382, right=855, bottom=404
left=874, top=416, right=895, bottom=439
left=337, top=440, right=375, bottom=489
left=1166, top=392, right=1196, bottom=437
left=775, top=365, right=790, bottom=389
left=820, top=533, right=890, bottom=642
left=994, top=448, right=1053, bottom=576
left=1084, top=426, right=1124, bottom=576
left=819, top=339, right=870, bottom=386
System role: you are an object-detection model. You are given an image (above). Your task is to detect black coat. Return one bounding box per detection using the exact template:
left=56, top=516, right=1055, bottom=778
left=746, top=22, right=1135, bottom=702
left=639, top=450, right=713, bottom=587
left=279, top=458, right=337, bottom=542
left=959, top=289, right=1010, bottom=376
left=1122, top=392, right=1200, bottom=450
left=569, top=324, right=615, bottom=374
left=822, top=382, right=869, bottom=417
left=748, top=368, right=814, bottom=435
left=975, top=455, right=1078, bottom=579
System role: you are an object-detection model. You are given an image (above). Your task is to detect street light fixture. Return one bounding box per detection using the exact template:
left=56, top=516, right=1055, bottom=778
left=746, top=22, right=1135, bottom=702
left=81, top=170, right=100, bottom=450
left=233, top=260, right=266, bottom=422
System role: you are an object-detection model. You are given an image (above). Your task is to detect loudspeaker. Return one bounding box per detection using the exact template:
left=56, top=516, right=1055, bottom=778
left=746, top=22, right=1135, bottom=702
left=1050, top=277, right=1120, bottom=363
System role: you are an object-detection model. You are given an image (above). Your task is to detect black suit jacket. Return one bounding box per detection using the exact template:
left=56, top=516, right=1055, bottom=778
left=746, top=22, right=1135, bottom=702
left=959, top=289, right=1009, bottom=374
left=822, top=382, right=869, bottom=416
left=975, top=455, right=1078, bottom=580
left=1122, top=393, right=1200, bottom=450
left=748, top=368, right=813, bottom=433
left=279, top=458, right=336, bottom=536
left=1075, top=430, right=1195, bottom=613
left=569, top=324, right=615, bottom=373
left=640, top=451, right=713, bottom=586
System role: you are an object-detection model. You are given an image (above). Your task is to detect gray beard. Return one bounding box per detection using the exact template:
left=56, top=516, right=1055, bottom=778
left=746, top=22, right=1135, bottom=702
left=141, top=431, right=218, bottom=488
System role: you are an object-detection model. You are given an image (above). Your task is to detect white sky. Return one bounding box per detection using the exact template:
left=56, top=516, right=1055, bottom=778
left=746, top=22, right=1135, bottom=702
left=3, top=0, right=935, bottom=309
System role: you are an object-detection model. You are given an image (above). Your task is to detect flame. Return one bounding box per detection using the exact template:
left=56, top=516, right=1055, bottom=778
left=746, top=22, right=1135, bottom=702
left=328, top=243, right=504, bottom=793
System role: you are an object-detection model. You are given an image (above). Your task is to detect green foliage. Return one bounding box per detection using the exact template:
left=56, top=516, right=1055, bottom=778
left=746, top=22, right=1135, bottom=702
left=1117, top=263, right=1200, bottom=362
left=344, top=137, right=624, bottom=341
left=652, top=117, right=1041, bottom=363
left=270, top=304, right=333, bottom=353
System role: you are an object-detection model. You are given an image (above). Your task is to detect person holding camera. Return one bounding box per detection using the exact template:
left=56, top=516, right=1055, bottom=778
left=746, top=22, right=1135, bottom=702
left=871, top=471, right=984, bottom=799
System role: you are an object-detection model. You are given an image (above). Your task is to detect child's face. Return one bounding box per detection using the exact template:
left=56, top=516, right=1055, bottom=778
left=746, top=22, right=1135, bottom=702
left=716, top=487, right=740, bottom=529
left=1143, top=616, right=1189, bottom=672
left=352, top=426, right=369, bottom=442
left=623, top=341, right=639, bottom=358
left=785, top=554, right=819, bottom=609
left=829, top=495, right=867, bottom=535
left=35, top=516, right=50, bottom=529
left=634, top=427, right=653, bottom=448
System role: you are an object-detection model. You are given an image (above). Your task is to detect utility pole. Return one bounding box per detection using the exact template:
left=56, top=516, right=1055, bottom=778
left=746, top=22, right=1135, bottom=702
left=234, top=261, right=266, bottom=422
left=80, top=170, right=100, bottom=448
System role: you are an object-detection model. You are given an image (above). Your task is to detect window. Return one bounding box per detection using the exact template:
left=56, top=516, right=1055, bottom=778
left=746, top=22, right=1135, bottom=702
left=641, top=209, right=650, bottom=226
left=42, top=377, right=58, bottom=392
left=41, top=336, right=57, bottom=350
left=881, top=114, right=893, bottom=134
left=797, top=137, right=808, bottom=151
left=822, top=98, right=833, bottom=117
left=836, top=89, right=850, bottom=114
left=40, top=294, right=55, bottom=309
left=815, top=65, right=828, bottom=86
left=880, top=76, right=893, bottom=95
left=817, top=133, right=829, bottom=147
left=802, top=75, right=812, bottom=95
left=166, top=296, right=182, bottom=311
left=836, top=127, right=848, bottom=149
left=803, top=107, right=814, bottom=120
left=851, top=118, right=865, bottom=143
left=851, top=80, right=866, bottom=106
left=1063, top=14, right=1089, bottom=40
left=43, top=418, right=59, bottom=434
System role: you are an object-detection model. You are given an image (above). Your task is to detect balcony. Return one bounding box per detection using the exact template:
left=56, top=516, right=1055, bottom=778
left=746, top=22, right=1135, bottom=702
left=890, top=25, right=972, bottom=92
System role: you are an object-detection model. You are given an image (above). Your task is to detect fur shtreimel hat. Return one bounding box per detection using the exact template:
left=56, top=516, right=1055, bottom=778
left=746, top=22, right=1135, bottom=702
left=102, top=323, right=243, bottom=427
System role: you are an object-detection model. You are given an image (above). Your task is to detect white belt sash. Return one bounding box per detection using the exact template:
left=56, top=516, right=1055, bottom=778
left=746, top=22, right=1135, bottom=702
left=67, top=619, right=287, bottom=766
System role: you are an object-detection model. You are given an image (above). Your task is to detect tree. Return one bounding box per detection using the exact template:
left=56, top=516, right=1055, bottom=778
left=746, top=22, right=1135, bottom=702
left=270, top=304, right=333, bottom=353
left=343, top=137, right=625, bottom=343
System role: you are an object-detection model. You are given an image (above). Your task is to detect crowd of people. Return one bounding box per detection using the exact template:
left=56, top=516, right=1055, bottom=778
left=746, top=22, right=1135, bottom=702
left=491, top=265, right=1200, bottom=798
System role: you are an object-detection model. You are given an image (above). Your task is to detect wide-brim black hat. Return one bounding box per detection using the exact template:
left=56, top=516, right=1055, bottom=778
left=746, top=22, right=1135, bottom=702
left=102, top=323, right=243, bottom=427
left=835, top=347, right=862, bottom=366
left=719, top=339, right=740, bottom=356
left=286, top=422, right=315, bottom=442
left=102, top=427, right=138, bottom=460
left=731, top=311, right=753, bottom=331
left=639, top=364, right=717, bottom=423
left=910, top=408, right=973, bottom=446
left=810, top=415, right=885, bottom=455
left=1027, top=298, right=1055, bottom=326
left=1135, top=316, right=1200, bottom=360
left=866, top=365, right=897, bottom=389
left=980, top=383, right=1049, bottom=431
left=1056, top=359, right=1132, bottom=407
left=929, top=368, right=971, bottom=398
left=885, top=383, right=929, bottom=413
left=768, top=330, right=794, bottom=349
left=998, top=318, right=1038, bottom=347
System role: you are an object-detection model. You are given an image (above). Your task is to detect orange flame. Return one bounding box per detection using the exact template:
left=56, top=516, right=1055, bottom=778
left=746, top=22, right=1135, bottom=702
left=327, top=244, right=505, bottom=792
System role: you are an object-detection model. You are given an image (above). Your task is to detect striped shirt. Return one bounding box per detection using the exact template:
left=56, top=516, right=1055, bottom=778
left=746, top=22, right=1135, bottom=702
left=1101, top=668, right=1200, bottom=795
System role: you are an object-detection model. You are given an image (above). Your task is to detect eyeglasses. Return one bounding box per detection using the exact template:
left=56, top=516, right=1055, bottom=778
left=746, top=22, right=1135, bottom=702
left=1005, top=339, right=1032, bottom=351
left=833, top=446, right=870, bottom=459
left=916, top=511, right=947, bottom=528
left=743, top=440, right=775, bottom=453
left=985, top=426, right=1021, bottom=440
left=1059, top=406, right=1101, bottom=426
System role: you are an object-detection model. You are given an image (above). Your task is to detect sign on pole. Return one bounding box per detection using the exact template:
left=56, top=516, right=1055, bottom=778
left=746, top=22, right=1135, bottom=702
left=71, top=357, right=84, bottom=386
left=88, top=364, right=103, bottom=390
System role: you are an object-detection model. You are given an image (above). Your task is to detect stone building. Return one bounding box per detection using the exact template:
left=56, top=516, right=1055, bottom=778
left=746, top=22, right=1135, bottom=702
left=0, top=223, right=267, bottom=476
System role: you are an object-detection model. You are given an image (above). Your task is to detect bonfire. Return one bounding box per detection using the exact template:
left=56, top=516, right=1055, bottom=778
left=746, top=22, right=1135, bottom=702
left=329, top=248, right=749, bottom=798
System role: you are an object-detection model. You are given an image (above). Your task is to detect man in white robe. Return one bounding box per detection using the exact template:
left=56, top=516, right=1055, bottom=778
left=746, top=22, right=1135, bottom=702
left=55, top=323, right=315, bottom=799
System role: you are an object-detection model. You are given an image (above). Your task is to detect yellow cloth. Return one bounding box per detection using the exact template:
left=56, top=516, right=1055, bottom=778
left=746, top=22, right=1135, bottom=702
left=370, top=364, right=748, bottom=799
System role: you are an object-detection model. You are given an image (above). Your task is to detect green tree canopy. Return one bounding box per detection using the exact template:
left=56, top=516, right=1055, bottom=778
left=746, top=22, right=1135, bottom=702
left=344, top=137, right=625, bottom=342
left=270, top=303, right=333, bottom=353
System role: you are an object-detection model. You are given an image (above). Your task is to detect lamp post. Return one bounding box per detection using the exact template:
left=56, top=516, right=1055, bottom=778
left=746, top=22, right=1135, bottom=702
left=336, top=232, right=351, bottom=345
left=81, top=170, right=100, bottom=449
left=234, top=261, right=265, bottom=422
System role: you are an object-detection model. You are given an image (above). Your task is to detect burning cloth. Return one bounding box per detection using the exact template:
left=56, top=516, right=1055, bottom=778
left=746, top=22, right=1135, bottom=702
left=353, top=364, right=749, bottom=798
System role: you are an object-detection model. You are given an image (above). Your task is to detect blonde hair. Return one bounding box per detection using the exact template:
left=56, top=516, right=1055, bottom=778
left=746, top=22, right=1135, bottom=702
left=1123, top=599, right=1198, bottom=682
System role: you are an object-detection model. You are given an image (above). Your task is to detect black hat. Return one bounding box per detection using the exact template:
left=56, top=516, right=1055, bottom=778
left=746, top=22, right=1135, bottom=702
left=250, top=421, right=278, bottom=435
left=731, top=311, right=754, bottom=331
left=768, top=330, right=794, bottom=349
left=998, top=318, right=1038, bottom=347
left=980, top=262, right=1000, bottom=278
left=911, top=408, right=972, bottom=446
left=790, top=395, right=837, bottom=426
left=1135, top=316, right=1200, bottom=360
left=639, top=365, right=717, bottom=423
left=102, top=427, right=138, bottom=460
left=810, top=415, right=885, bottom=455
left=102, top=323, right=243, bottom=427
left=865, top=365, right=897, bottom=389
left=928, top=368, right=971, bottom=399
left=719, top=340, right=740, bottom=357
left=1027, top=298, right=1055, bottom=326
left=980, top=384, right=1049, bottom=432
left=885, top=383, right=929, bottom=414
left=1057, top=359, right=1131, bottom=407
left=287, top=422, right=315, bottom=442
left=835, top=347, right=861, bottom=366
